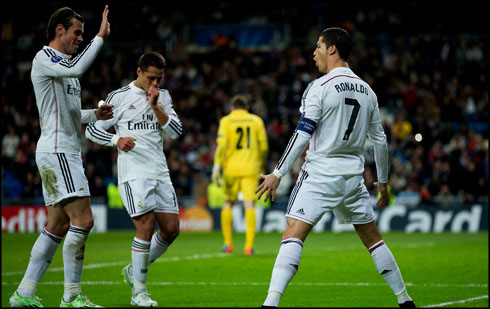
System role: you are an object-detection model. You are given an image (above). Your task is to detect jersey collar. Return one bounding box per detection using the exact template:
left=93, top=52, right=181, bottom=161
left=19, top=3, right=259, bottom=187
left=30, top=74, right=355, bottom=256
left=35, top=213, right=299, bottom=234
left=230, top=109, right=248, bottom=115
left=327, top=67, right=352, bottom=76
left=43, top=46, right=71, bottom=60
left=129, top=81, right=147, bottom=95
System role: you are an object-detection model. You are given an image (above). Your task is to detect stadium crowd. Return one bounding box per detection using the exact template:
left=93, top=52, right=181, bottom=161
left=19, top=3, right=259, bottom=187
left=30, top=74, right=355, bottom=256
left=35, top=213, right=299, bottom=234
left=1, top=2, right=488, bottom=207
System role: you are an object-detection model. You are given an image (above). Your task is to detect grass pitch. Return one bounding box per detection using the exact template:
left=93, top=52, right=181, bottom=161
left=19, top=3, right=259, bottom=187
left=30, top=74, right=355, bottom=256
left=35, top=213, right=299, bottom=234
left=2, top=231, right=488, bottom=307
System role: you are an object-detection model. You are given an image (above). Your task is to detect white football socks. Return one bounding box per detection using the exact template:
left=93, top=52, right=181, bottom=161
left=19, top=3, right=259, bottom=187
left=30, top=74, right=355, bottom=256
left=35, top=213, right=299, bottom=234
left=264, top=238, right=411, bottom=307
left=149, top=232, right=171, bottom=264
left=263, top=237, right=304, bottom=307
left=369, top=240, right=411, bottom=302
left=17, top=228, right=63, bottom=298
left=396, top=288, right=413, bottom=304
left=132, top=237, right=151, bottom=296
left=63, top=225, right=90, bottom=302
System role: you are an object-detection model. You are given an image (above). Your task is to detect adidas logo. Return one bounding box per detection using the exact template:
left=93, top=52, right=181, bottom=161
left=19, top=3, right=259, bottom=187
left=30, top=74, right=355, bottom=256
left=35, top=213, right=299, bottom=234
left=129, top=104, right=136, bottom=110
left=296, top=208, right=305, bottom=215
left=380, top=269, right=392, bottom=275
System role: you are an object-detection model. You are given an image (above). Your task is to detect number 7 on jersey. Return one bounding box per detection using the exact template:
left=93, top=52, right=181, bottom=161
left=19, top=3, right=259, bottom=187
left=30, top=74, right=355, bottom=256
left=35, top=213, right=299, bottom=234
left=343, top=98, right=360, bottom=140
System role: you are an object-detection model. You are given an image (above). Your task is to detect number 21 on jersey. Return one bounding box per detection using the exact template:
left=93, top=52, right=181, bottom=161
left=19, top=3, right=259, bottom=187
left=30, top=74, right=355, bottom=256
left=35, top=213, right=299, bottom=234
left=236, top=126, right=250, bottom=149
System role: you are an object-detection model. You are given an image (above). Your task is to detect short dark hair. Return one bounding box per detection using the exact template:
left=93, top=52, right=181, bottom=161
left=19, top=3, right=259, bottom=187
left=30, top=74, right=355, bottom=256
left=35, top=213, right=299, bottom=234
left=47, top=7, right=84, bottom=42
left=319, top=27, right=352, bottom=61
left=231, top=95, right=249, bottom=109
left=138, top=51, right=166, bottom=72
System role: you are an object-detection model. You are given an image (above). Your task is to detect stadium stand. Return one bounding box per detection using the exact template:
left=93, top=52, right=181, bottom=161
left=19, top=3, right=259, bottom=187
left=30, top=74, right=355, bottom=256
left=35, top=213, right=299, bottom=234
left=1, top=2, right=488, bottom=207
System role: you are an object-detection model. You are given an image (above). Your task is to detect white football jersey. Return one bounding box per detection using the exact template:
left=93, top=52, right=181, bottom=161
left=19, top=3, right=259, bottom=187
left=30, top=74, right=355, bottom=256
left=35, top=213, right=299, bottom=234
left=274, top=67, right=389, bottom=182
left=85, top=81, right=183, bottom=184
left=32, top=36, right=104, bottom=154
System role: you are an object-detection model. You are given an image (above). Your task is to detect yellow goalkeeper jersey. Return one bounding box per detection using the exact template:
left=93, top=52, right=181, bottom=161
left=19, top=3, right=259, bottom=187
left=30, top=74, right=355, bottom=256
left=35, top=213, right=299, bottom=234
left=214, top=109, right=268, bottom=177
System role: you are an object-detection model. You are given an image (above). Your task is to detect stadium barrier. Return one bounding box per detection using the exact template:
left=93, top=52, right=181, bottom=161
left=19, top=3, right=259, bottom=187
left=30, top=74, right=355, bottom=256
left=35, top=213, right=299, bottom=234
left=2, top=199, right=487, bottom=233
left=206, top=203, right=488, bottom=233
left=1, top=204, right=107, bottom=233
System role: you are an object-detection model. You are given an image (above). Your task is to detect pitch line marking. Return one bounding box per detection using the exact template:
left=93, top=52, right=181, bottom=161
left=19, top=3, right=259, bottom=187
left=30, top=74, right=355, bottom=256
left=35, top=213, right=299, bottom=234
left=2, top=281, right=487, bottom=289
left=422, top=295, right=488, bottom=307
left=307, top=242, right=436, bottom=253
left=2, top=242, right=436, bottom=276
left=1, top=252, right=231, bottom=276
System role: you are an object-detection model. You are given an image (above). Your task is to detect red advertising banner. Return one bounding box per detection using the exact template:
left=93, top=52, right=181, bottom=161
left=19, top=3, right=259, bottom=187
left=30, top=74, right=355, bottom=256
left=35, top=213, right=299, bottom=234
left=1, top=206, right=48, bottom=233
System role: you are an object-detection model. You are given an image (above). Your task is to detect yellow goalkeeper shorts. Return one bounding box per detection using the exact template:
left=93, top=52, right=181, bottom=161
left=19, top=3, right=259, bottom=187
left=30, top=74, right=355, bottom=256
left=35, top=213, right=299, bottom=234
left=223, top=175, right=258, bottom=201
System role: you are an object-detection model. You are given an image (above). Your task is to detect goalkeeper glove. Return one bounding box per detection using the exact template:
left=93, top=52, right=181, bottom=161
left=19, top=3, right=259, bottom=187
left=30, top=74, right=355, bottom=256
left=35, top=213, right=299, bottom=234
left=212, top=165, right=223, bottom=187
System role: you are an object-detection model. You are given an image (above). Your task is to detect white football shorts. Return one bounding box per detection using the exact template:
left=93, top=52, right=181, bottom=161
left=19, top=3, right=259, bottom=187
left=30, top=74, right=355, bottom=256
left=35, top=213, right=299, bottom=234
left=119, top=179, right=180, bottom=218
left=286, top=169, right=375, bottom=225
left=35, top=152, right=91, bottom=206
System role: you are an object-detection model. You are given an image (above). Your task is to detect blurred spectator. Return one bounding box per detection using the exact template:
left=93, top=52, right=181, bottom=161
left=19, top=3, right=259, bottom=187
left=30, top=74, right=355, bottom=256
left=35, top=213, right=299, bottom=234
left=2, top=124, right=19, bottom=159
left=391, top=111, right=412, bottom=142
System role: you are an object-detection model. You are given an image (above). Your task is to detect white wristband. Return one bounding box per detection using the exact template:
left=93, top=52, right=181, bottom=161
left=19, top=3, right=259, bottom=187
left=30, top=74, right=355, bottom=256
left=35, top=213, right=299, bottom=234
left=272, top=170, right=283, bottom=179
left=111, top=135, right=120, bottom=146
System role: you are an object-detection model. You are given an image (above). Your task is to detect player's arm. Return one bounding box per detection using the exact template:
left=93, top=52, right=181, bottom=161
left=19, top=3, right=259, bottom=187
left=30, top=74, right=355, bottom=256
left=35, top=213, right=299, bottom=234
left=149, top=87, right=182, bottom=139
left=257, top=119, right=269, bottom=172
left=36, top=37, right=103, bottom=78
left=212, top=118, right=228, bottom=186
left=81, top=101, right=114, bottom=124
left=85, top=117, right=118, bottom=147
left=85, top=95, right=135, bottom=152
left=367, top=98, right=390, bottom=208
left=256, top=82, right=321, bottom=202
left=36, top=6, right=109, bottom=78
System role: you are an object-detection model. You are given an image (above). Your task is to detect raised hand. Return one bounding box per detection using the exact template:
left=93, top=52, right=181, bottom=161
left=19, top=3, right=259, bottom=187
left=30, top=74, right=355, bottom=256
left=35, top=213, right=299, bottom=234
left=97, top=5, right=110, bottom=40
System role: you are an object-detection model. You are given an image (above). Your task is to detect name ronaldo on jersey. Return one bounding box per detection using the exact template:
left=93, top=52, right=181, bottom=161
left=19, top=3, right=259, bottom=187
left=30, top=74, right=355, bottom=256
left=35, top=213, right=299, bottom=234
left=334, top=82, right=369, bottom=95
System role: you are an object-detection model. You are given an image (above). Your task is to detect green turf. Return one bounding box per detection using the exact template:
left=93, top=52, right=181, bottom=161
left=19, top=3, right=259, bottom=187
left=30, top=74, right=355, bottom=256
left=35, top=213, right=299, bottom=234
left=2, top=231, right=488, bottom=307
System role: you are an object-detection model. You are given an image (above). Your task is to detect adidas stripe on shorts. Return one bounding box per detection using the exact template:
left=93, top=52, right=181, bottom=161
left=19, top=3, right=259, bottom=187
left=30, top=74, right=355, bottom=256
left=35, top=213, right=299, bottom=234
left=286, top=169, right=375, bottom=225
left=119, top=179, right=180, bottom=218
left=35, top=152, right=91, bottom=206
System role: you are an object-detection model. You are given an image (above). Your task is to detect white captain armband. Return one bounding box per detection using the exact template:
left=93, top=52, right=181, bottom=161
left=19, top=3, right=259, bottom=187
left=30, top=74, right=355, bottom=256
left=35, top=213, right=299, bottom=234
left=295, top=113, right=316, bottom=136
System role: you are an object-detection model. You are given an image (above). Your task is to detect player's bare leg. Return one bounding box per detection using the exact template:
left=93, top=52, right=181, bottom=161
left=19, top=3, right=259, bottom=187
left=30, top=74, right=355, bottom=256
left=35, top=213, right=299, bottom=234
left=263, top=217, right=313, bottom=307
left=133, top=211, right=156, bottom=241
left=354, top=221, right=415, bottom=308
left=46, top=205, right=71, bottom=235
left=62, top=197, right=94, bottom=229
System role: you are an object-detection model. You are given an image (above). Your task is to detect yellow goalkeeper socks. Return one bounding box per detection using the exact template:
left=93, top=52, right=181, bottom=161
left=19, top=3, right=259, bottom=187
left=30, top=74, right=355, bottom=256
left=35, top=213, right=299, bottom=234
left=245, top=208, right=256, bottom=249
left=221, top=208, right=233, bottom=246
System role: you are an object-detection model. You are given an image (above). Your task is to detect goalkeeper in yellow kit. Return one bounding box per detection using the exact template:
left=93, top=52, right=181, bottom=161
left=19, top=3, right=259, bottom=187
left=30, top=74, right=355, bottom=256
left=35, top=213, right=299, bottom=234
left=212, top=95, right=268, bottom=255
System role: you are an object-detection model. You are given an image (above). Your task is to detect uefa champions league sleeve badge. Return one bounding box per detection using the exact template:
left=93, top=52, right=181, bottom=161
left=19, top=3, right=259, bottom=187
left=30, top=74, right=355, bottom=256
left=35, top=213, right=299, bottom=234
left=51, top=55, right=63, bottom=63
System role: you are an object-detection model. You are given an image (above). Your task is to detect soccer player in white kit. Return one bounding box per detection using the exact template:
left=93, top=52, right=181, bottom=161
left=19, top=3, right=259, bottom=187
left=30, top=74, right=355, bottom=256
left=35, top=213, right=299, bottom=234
left=85, top=51, right=182, bottom=307
left=9, top=6, right=112, bottom=308
left=256, top=28, right=415, bottom=308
